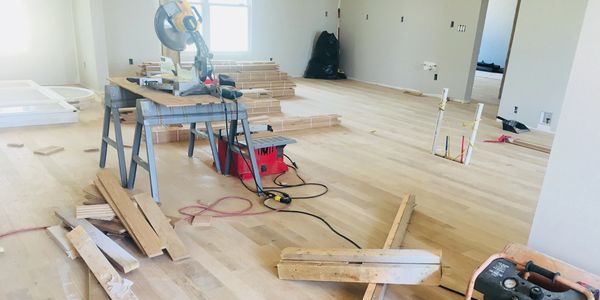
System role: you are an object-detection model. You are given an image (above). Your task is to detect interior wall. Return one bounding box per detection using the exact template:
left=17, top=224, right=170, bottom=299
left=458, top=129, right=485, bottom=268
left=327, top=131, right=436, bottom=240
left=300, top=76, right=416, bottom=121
left=528, top=0, right=600, bottom=274
left=212, top=0, right=339, bottom=77
left=477, top=0, right=518, bottom=68
left=73, top=0, right=110, bottom=92
left=102, top=0, right=162, bottom=77
left=100, top=0, right=337, bottom=78
left=339, top=0, right=488, bottom=101
left=498, top=0, right=587, bottom=132
left=0, top=0, right=79, bottom=85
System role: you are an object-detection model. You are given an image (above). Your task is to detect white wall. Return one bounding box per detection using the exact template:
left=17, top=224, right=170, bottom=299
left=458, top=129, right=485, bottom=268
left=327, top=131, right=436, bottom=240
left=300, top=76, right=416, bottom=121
left=102, top=0, right=162, bottom=77
left=498, top=0, right=587, bottom=132
left=73, top=0, right=110, bottom=91
left=477, top=0, right=517, bottom=68
left=100, top=0, right=337, bottom=78
left=528, top=0, right=600, bottom=274
left=339, top=0, right=488, bottom=101
left=0, top=0, right=79, bottom=85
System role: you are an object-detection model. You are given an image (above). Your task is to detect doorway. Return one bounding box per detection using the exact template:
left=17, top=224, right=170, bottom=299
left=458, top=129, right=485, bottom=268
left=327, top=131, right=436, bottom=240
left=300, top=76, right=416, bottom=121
left=471, top=0, right=521, bottom=105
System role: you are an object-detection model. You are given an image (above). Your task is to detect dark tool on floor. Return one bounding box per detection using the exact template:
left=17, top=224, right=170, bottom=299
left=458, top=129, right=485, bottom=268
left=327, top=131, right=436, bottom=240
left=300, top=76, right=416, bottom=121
left=466, top=254, right=599, bottom=300
left=497, top=116, right=530, bottom=134
left=217, top=132, right=296, bottom=181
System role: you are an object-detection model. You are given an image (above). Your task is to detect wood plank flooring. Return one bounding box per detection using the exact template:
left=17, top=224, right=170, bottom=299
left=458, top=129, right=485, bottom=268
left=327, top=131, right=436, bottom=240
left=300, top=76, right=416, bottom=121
left=0, top=79, right=552, bottom=299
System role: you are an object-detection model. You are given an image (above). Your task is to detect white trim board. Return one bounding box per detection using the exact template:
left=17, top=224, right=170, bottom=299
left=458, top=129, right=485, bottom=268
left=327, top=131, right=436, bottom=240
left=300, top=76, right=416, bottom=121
left=0, top=80, right=79, bottom=128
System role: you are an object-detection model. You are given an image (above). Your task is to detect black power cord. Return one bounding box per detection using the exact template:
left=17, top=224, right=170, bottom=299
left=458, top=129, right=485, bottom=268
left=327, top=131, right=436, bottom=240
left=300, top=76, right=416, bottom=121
left=219, top=92, right=362, bottom=249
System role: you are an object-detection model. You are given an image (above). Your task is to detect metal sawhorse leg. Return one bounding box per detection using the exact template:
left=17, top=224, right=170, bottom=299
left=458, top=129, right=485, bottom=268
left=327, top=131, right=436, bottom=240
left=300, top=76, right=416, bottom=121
left=99, top=85, right=138, bottom=187
left=127, top=100, right=264, bottom=202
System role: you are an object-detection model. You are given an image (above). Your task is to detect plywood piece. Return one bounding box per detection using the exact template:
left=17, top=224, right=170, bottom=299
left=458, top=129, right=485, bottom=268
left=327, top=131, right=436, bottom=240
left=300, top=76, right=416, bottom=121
left=280, top=248, right=441, bottom=264
left=191, top=215, right=212, bottom=228
left=95, top=171, right=164, bottom=258
left=108, top=77, right=219, bottom=107
left=33, top=146, right=64, bottom=156
left=133, top=194, right=189, bottom=261
left=55, top=209, right=139, bottom=273
left=83, top=184, right=106, bottom=204
left=88, top=270, right=110, bottom=300
left=76, top=204, right=116, bottom=220
left=88, top=219, right=127, bottom=235
left=66, top=226, right=138, bottom=300
left=6, top=143, right=24, bottom=148
left=46, top=225, right=78, bottom=259
left=363, top=194, right=417, bottom=300
left=277, top=261, right=440, bottom=285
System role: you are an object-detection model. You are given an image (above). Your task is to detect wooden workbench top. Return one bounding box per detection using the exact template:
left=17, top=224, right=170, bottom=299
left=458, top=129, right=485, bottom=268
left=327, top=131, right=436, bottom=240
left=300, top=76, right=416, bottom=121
left=108, top=77, right=221, bottom=107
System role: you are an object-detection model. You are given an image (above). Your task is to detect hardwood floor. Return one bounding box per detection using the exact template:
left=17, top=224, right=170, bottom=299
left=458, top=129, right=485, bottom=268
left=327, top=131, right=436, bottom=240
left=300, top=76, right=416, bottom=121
left=0, top=79, right=553, bottom=299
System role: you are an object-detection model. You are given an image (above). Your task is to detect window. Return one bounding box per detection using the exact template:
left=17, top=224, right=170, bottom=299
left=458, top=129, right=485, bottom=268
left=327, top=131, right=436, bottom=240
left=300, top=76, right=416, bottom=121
left=187, top=0, right=250, bottom=54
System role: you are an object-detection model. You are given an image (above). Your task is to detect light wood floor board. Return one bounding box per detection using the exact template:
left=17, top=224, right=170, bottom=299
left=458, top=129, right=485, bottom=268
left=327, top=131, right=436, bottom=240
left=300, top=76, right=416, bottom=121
left=0, top=79, right=553, bottom=299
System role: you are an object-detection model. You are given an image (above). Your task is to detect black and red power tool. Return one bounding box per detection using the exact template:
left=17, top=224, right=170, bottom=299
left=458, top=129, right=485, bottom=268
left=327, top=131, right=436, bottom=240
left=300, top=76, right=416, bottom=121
left=466, top=254, right=599, bottom=300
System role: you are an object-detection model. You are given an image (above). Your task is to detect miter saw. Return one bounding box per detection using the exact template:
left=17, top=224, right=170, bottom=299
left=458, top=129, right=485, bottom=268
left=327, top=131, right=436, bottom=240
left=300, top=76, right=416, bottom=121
left=150, top=0, right=217, bottom=96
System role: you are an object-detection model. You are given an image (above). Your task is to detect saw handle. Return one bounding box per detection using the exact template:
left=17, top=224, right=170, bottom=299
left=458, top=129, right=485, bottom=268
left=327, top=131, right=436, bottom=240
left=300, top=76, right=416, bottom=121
left=525, top=261, right=559, bottom=282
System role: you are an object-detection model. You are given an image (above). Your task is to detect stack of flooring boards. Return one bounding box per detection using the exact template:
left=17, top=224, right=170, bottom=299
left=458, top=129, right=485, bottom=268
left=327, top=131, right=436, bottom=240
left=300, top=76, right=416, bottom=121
left=134, top=60, right=341, bottom=144
left=138, top=60, right=295, bottom=98
left=47, top=171, right=189, bottom=299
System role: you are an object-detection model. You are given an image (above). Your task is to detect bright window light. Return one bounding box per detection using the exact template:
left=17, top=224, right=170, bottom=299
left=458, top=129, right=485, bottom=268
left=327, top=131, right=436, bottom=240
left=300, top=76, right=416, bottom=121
left=0, top=1, right=31, bottom=55
left=209, top=5, right=249, bottom=52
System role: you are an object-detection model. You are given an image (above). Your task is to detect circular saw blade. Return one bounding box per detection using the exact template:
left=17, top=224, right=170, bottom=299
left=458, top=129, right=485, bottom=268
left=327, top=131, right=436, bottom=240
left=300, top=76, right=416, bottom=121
left=154, top=6, right=190, bottom=51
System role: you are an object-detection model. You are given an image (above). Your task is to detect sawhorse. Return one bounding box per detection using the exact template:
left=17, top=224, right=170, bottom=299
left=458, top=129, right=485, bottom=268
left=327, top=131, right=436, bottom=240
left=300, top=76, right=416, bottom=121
left=127, top=99, right=264, bottom=202
left=99, top=85, right=137, bottom=186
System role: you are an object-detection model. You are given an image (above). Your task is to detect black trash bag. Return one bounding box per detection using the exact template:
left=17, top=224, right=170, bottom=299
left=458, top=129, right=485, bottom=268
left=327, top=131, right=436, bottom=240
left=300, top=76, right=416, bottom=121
left=304, top=31, right=346, bottom=79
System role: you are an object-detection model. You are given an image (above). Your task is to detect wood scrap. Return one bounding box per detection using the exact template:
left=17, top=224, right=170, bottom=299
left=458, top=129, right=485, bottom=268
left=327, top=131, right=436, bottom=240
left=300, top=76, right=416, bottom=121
left=95, top=171, right=164, bottom=257
left=133, top=194, right=189, bottom=261
left=363, top=194, right=417, bottom=300
left=66, top=226, right=138, bottom=300
left=33, top=146, right=64, bottom=156
left=56, top=209, right=139, bottom=273
left=278, top=248, right=441, bottom=285
left=46, top=225, right=79, bottom=259
left=88, top=219, right=127, bottom=235
left=403, top=89, right=424, bottom=97
left=510, top=139, right=551, bottom=154
left=83, top=184, right=106, bottom=204
left=6, top=143, right=24, bottom=148
left=84, top=147, right=100, bottom=153
left=88, top=270, right=110, bottom=300
left=76, top=204, right=116, bottom=220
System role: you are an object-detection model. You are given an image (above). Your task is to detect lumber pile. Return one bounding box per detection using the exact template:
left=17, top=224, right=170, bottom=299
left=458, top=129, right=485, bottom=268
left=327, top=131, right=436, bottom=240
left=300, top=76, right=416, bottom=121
left=138, top=60, right=296, bottom=98
left=276, top=195, right=442, bottom=299
left=147, top=114, right=342, bottom=144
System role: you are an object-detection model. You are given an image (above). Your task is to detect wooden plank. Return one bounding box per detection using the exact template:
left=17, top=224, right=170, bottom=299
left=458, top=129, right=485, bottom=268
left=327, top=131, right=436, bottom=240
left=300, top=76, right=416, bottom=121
left=55, top=209, right=139, bottom=273
left=6, top=143, right=24, bottom=148
left=33, top=146, right=64, bottom=156
left=510, top=139, right=551, bottom=154
left=88, top=270, right=110, bottom=300
left=277, top=261, right=440, bottom=285
left=46, top=225, right=78, bottom=259
left=363, top=194, right=417, bottom=300
left=133, top=194, right=189, bottom=261
left=280, top=248, right=441, bottom=264
left=76, top=204, right=116, bottom=220
left=83, top=184, right=106, bottom=204
left=95, top=171, right=164, bottom=257
left=66, top=226, right=138, bottom=300
left=108, top=77, right=219, bottom=107
left=88, top=219, right=127, bottom=235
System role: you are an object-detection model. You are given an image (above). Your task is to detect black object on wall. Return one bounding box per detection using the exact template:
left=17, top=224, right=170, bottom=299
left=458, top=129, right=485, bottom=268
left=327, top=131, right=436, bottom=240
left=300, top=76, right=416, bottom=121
left=304, top=31, right=346, bottom=80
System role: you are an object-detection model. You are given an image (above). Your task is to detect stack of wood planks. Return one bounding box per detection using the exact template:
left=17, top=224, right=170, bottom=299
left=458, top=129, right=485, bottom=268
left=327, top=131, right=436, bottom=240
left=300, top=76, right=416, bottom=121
left=47, top=171, right=191, bottom=298
left=138, top=60, right=296, bottom=98
left=147, top=114, right=342, bottom=144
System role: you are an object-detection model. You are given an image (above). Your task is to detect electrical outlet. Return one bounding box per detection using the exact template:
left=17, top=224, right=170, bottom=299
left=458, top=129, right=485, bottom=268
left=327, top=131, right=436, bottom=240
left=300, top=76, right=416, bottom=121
left=269, top=57, right=273, bottom=61
left=540, top=112, right=553, bottom=125
left=128, top=58, right=134, bottom=65
left=401, top=16, right=404, bottom=23
left=450, top=21, right=455, bottom=28
left=457, top=25, right=467, bottom=32
left=325, top=11, right=328, bottom=17
left=366, top=14, right=369, bottom=20
left=423, top=61, right=438, bottom=71
left=514, top=106, right=519, bottom=114
left=434, top=74, right=438, bottom=81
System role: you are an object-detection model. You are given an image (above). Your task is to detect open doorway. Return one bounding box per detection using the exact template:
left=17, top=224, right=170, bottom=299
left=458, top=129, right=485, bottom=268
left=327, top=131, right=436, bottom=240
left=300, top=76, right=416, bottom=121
left=471, top=0, right=521, bottom=105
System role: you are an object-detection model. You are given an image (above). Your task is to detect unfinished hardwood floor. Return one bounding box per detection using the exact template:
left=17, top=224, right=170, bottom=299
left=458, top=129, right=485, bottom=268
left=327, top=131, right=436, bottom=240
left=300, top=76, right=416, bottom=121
left=0, top=79, right=553, bottom=299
